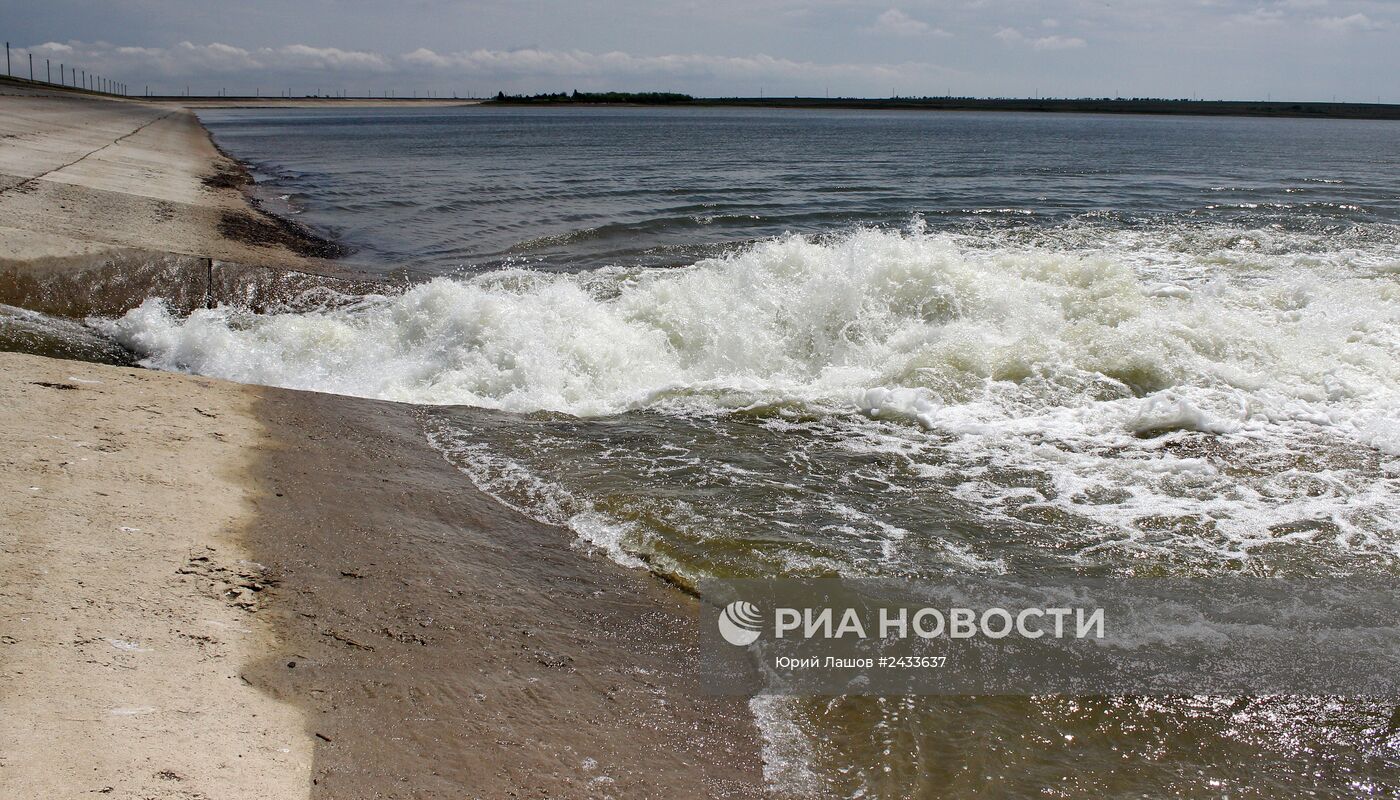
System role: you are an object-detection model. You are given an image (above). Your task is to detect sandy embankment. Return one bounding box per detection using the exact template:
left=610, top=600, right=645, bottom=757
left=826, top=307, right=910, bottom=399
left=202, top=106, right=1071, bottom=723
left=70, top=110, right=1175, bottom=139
left=0, top=84, right=765, bottom=797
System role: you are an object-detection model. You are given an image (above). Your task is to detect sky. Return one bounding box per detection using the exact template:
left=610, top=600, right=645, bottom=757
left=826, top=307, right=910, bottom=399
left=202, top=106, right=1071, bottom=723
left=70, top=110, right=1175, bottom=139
left=2, top=0, right=1397, bottom=101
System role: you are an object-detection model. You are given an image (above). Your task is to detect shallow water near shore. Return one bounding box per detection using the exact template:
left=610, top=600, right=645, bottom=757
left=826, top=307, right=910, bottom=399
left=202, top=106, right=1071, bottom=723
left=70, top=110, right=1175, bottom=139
left=111, top=106, right=1400, bottom=796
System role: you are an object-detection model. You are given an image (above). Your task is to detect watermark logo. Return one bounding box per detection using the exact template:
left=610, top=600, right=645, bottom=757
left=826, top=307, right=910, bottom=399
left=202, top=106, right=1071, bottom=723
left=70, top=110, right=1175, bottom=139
left=718, top=600, right=763, bottom=646
left=701, top=577, right=1400, bottom=697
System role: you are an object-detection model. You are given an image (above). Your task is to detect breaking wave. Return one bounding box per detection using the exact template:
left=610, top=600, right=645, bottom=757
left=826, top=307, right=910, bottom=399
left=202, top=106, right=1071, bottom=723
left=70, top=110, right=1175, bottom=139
left=105, top=222, right=1400, bottom=568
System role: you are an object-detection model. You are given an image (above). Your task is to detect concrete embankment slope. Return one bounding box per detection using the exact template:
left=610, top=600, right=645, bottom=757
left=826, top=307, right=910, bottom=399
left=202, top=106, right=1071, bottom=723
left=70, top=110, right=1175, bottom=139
left=0, top=353, right=314, bottom=798
left=0, top=82, right=367, bottom=317
left=0, top=353, right=765, bottom=798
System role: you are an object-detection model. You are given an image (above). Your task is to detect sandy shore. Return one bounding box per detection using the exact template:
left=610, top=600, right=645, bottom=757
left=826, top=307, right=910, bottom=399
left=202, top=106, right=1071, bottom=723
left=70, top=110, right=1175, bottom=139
left=0, top=85, right=765, bottom=797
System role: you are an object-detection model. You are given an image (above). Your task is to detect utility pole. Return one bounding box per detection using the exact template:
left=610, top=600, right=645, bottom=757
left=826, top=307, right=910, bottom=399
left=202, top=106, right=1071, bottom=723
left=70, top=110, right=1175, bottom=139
left=5, top=43, right=9, bottom=77
left=46, top=58, right=50, bottom=84
left=29, top=52, right=34, bottom=81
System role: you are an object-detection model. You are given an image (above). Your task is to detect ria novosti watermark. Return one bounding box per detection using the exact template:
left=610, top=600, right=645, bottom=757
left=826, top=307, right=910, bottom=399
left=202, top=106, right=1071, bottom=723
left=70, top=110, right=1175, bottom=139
left=700, top=577, right=1400, bottom=696
left=720, top=599, right=1105, bottom=646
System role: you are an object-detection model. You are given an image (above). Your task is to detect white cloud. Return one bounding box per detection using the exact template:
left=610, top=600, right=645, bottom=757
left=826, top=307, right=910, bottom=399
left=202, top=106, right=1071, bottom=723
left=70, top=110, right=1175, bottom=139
left=1315, top=13, right=1385, bottom=31
left=400, top=46, right=936, bottom=85
left=1229, top=7, right=1286, bottom=26
left=26, top=39, right=391, bottom=76
left=277, top=44, right=391, bottom=70
left=402, top=47, right=450, bottom=68
left=994, top=28, right=1085, bottom=50
left=18, top=40, right=962, bottom=93
left=866, top=9, right=951, bottom=38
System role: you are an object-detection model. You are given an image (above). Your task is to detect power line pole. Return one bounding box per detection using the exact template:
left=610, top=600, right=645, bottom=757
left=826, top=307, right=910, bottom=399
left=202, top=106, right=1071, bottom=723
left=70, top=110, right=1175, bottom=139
left=46, top=58, right=50, bottom=84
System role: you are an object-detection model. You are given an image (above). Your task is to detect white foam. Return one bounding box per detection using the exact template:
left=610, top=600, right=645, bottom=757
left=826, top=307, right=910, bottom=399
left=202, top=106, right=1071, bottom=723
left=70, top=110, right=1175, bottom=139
left=105, top=224, right=1400, bottom=564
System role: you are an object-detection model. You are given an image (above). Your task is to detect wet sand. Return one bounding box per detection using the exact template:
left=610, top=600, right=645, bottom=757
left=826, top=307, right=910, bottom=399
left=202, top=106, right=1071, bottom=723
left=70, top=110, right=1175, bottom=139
left=246, top=388, right=764, bottom=798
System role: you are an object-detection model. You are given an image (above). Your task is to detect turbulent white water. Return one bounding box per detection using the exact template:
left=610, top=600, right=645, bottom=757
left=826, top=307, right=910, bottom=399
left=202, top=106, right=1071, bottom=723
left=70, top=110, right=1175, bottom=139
left=106, top=223, right=1400, bottom=568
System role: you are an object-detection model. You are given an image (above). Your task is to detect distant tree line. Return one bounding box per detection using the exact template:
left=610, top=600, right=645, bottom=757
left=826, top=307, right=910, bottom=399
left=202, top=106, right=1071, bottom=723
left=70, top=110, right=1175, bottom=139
left=490, top=90, right=695, bottom=105
left=479, top=91, right=1396, bottom=119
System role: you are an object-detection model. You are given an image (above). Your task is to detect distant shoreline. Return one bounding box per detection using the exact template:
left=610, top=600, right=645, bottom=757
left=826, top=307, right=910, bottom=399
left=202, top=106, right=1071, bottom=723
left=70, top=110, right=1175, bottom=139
left=156, top=97, right=479, bottom=108
left=491, top=94, right=1400, bottom=121
left=150, top=94, right=1400, bottom=120
left=9, top=71, right=1393, bottom=119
